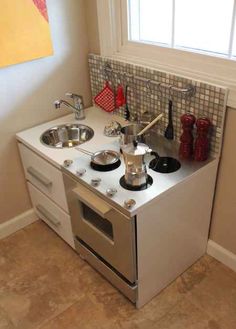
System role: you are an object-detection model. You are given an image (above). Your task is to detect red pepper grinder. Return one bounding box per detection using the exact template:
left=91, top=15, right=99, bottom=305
left=194, top=117, right=211, bottom=161
left=179, top=114, right=196, bottom=159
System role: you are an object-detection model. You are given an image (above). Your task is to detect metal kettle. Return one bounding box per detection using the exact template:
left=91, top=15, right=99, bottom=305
left=122, top=142, right=152, bottom=187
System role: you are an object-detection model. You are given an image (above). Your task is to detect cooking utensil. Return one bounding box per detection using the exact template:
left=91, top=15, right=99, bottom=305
left=122, top=142, right=152, bottom=187
left=77, top=148, right=121, bottom=171
left=115, top=84, right=126, bottom=108
left=77, top=148, right=120, bottom=165
left=164, top=100, right=174, bottom=140
left=137, top=113, right=163, bottom=136
left=124, top=85, right=130, bottom=121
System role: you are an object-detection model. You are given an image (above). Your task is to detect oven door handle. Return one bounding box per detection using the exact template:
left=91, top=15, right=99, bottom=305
left=72, top=186, right=112, bottom=218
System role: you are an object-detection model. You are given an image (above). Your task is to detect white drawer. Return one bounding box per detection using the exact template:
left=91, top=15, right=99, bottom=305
left=28, top=182, right=74, bottom=249
left=18, top=143, right=68, bottom=212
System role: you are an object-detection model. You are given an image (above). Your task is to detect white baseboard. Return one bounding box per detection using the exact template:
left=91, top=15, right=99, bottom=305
left=0, top=209, right=38, bottom=240
left=207, top=239, right=236, bottom=273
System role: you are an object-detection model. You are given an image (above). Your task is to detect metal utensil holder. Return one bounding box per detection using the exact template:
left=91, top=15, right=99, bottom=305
left=103, top=62, right=196, bottom=99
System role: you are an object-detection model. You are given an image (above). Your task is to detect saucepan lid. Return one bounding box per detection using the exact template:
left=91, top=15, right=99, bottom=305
left=92, top=150, right=120, bottom=165
left=77, top=148, right=120, bottom=165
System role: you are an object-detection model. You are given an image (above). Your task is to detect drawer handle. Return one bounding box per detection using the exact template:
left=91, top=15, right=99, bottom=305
left=27, top=167, right=52, bottom=188
left=72, top=187, right=111, bottom=218
left=36, top=205, right=61, bottom=227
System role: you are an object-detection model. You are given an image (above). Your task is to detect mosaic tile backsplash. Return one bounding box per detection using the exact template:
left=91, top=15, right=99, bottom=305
left=88, top=53, right=228, bottom=156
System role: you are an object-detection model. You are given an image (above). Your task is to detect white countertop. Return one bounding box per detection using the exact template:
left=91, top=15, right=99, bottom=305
left=17, top=107, right=126, bottom=168
left=16, top=106, right=217, bottom=216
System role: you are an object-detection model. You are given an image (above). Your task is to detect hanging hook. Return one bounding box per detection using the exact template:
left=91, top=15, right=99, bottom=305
left=123, top=72, right=128, bottom=85
left=169, top=85, right=173, bottom=101
left=155, top=81, right=162, bottom=99
left=156, top=82, right=165, bottom=100
left=103, top=67, right=108, bottom=80
left=146, top=79, right=152, bottom=95
left=103, top=62, right=112, bottom=81
left=117, top=71, right=122, bottom=84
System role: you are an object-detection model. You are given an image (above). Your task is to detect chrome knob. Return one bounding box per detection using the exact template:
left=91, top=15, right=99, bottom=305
left=106, top=188, right=117, bottom=197
left=124, top=199, right=136, bottom=209
left=91, top=178, right=101, bottom=187
left=76, top=168, right=86, bottom=177
left=63, top=159, right=73, bottom=167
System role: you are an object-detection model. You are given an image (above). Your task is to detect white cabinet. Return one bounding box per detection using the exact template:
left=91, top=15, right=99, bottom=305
left=18, top=142, right=74, bottom=249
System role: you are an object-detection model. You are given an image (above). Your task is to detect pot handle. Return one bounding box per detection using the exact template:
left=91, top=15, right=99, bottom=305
left=149, top=151, right=160, bottom=169
left=133, top=140, right=138, bottom=148
left=77, top=148, right=93, bottom=157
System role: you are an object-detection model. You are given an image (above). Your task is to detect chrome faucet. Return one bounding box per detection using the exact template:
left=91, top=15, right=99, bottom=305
left=54, top=93, right=85, bottom=120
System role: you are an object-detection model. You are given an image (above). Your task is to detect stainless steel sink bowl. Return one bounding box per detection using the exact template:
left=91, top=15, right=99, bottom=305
left=40, top=124, right=94, bottom=148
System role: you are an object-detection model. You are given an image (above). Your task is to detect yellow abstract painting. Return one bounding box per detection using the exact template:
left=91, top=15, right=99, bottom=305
left=0, top=0, right=53, bottom=68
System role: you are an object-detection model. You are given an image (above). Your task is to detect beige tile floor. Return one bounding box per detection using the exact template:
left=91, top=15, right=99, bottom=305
left=0, top=221, right=236, bottom=329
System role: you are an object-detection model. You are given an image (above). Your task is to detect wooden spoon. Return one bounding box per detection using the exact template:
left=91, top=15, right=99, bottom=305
left=137, top=113, right=164, bottom=136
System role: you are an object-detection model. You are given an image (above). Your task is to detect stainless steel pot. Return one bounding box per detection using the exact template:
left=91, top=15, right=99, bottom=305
left=120, top=124, right=146, bottom=147
left=77, top=148, right=121, bottom=171
left=122, top=142, right=152, bottom=187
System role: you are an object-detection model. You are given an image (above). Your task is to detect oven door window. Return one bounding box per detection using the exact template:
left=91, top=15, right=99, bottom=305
left=81, top=203, right=114, bottom=240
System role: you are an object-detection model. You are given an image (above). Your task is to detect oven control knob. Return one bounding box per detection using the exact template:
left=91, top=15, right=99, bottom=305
left=63, top=159, right=73, bottom=167
left=124, top=199, right=136, bottom=209
left=91, top=177, right=101, bottom=187
left=106, top=188, right=117, bottom=197
left=76, top=168, right=86, bottom=177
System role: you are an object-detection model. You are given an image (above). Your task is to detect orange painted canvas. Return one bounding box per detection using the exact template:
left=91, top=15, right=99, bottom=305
left=0, top=0, right=53, bottom=68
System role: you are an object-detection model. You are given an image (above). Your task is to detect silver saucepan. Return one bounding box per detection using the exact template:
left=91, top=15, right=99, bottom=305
left=120, top=124, right=146, bottom=146
left=120, top=113, right=164, bottom=147
left=77, top=148, right=121, bottom=171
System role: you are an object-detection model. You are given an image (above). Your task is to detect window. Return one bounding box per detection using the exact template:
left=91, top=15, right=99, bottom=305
left=128, top=0, right=236, bottom=59
left=96, top=0, right=236, bottom=107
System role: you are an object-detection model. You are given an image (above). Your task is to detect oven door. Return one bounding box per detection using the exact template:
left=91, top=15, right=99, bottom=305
left=71, top=184, right=136, bottom=283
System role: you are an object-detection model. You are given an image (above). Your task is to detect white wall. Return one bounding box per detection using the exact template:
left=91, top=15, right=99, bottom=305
left=210, top=108, right=236, bottom=255
left=0, top=0, right=91, bottom=224
left=85, top=0, right=100, bottom=54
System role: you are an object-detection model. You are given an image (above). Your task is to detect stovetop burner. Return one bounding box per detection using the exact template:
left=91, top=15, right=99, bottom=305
left=149, top=156, right=181, bottom=173
left=91, top=159, right=121, bottom=172
left=120, top=175, right=153, bottom=191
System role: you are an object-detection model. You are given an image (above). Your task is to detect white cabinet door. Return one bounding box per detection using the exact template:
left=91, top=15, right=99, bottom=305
left=19, top=143, right=68, bottom=212
left=28, top=182, right=74, bottom=248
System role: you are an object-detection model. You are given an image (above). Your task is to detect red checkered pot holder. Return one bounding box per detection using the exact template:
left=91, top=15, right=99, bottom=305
left=94, top=81, right=116, bottom=112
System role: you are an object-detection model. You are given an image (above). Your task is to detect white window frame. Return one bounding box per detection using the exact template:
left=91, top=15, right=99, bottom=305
left=128, top=0, right=236, bottom=60
left=96, top=0, right=236, bottom=108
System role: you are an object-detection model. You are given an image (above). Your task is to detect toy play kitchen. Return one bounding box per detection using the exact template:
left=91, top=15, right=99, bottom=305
left=62, top=118, right=219, bottom=308
left=17, top=54, right=228, bottom=308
